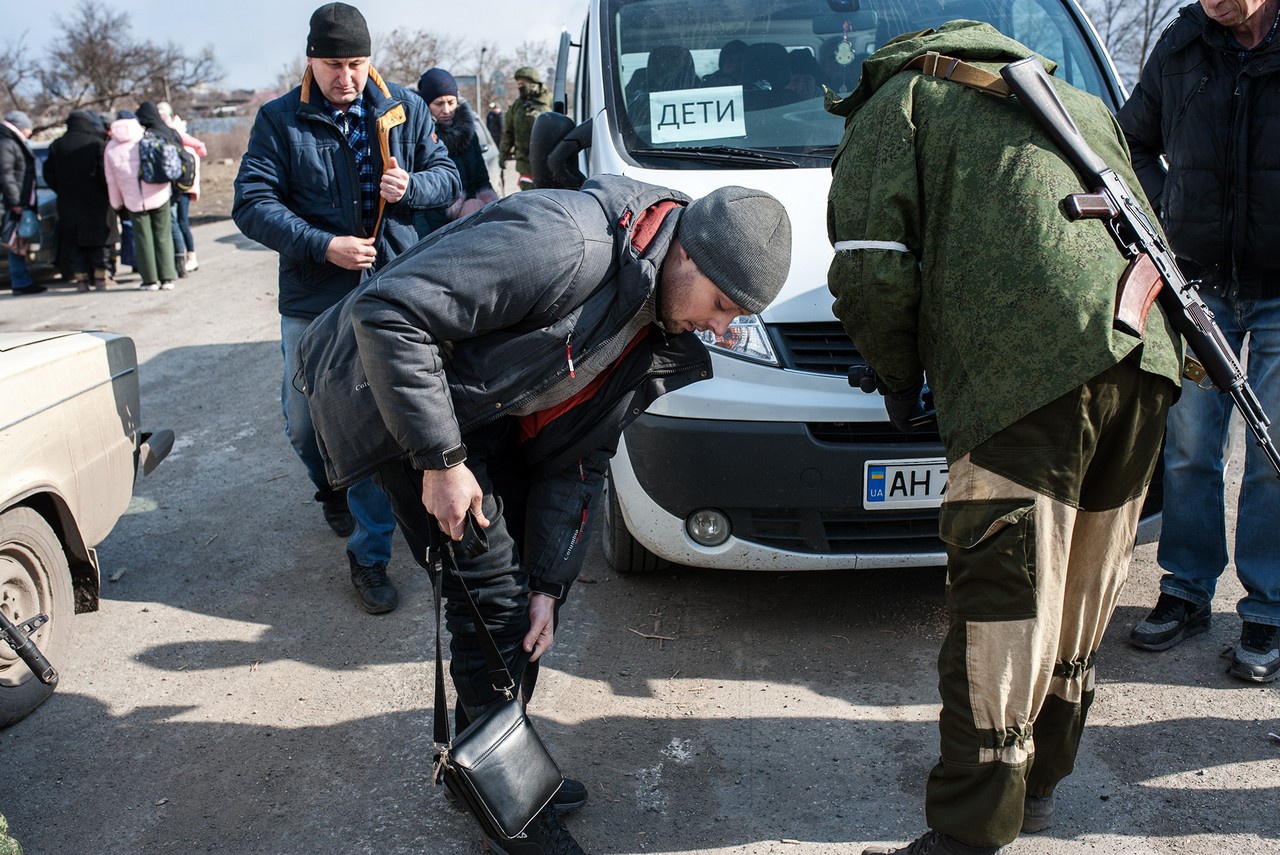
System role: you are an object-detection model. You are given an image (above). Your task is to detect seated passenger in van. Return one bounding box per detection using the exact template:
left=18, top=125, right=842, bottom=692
left=742, top=42, right=802, bottom=108
left=703, top=39, right=748, bottom=87
left=626, top=45, right=702, bottom=131
left=785, top=49, right=825, bottom=100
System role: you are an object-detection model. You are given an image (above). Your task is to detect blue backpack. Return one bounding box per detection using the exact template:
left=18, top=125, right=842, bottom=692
left=138, top=131, right=185, bottom=184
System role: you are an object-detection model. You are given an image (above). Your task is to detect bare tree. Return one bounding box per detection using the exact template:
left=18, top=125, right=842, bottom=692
left=11, top=0, right=222, bottom=128
left=0, top=37, right=34, bottom=114
left=1079, top=0, right=1181, bottom=86
left=372, top=27, right=466, bottom=90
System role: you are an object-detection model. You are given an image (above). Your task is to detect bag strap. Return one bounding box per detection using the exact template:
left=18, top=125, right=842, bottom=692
left=902, top=51, right=1012, bottom=97
left=431, top=511, right=512, bottom=748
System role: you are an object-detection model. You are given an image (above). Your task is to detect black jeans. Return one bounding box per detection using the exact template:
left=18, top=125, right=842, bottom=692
left=375, top=419, right=554, bottom=726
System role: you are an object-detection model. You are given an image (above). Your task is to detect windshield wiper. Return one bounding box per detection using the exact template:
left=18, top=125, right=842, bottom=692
left=636, top=145, right=802, bottom=168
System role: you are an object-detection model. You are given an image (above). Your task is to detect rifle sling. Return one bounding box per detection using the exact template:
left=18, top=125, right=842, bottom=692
left=902, top=52, right=1012, bottom=97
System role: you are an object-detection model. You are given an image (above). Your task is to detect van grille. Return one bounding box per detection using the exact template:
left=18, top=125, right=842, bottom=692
left=770, top=322, right=863, bottom=375
left=733, top=506, right=941, bottom=555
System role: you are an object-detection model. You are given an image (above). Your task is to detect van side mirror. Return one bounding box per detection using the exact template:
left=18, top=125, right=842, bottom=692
left=530, top=114, right=593, bottom=191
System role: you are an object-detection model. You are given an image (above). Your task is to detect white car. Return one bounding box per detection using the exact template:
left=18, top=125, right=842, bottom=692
left=0, top=331, right=172, bottom=726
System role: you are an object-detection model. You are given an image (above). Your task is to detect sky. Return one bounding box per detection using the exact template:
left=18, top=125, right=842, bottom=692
left=6, top=0, right=588, bottom=91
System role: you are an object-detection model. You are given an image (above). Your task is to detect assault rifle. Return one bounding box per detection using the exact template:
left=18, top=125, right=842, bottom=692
left=1000, top=57, right=1280, bottom=478
left=0, top=608, right=58, bottom=687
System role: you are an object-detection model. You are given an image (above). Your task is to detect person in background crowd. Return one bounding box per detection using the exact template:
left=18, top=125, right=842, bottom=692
left=826, top=22, right=1182, bottom=854
left=157, top=101, right=207, bottom=274
left=44, top=110, right=118, bottom=290
left=233, top=2, right=460, bottom=614
left=1, top=110, right=44, bottom=296
left=105, top=106, right=176, bottom=291
left=485, top=101, right=503, bottom=147
left=1118, top=0, right=1280, bottom=683
left=413, top=67, right=499, bottom=237
left=500, top=66, right=549, bottom=191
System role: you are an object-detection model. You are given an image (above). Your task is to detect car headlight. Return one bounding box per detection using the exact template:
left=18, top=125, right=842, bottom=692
left=696, top=315, right=778, bottom=365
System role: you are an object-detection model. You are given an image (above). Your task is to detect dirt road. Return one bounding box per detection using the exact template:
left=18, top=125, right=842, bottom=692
left=1, top=217, right=1277, bottom=854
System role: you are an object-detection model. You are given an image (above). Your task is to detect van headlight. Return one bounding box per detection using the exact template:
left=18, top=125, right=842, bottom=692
left=696, top=315, right=778, bottom=365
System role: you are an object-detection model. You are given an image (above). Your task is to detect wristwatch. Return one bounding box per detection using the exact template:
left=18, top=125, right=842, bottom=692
left=413, top=443, right=467, bottom=470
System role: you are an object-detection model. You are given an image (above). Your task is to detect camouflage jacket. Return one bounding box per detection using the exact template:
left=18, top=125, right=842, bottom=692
left=825, top=21, right=1182, bottom=461
left=500, top=85, right=551, bottom=176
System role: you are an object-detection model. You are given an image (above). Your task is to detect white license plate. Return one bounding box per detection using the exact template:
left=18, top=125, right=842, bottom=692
left=863, top=458, right=949, bottom=510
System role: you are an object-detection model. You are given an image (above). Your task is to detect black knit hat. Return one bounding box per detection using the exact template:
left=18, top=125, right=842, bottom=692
left=417, top=68, right=459, bottom=104
left=678, top=187, right=792, bottom=315
left=307, top=2, right=371, bottom=58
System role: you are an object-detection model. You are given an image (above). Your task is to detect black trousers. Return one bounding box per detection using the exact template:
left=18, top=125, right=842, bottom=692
left=375, top=420, right=555, bottom=727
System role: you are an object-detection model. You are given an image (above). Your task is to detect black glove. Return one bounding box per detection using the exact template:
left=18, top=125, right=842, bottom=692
left=879, top=378, right=926, bottom=433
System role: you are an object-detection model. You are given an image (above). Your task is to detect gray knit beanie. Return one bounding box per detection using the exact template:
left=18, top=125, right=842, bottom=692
left=307, top=2, right=371, bottom=58
left=4, top=111, right=32, bottom=132
left=678, top=186, right=792, bottom=315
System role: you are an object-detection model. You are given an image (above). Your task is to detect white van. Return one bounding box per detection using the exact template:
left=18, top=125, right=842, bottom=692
left=532, top=0, right=1154, bottom=574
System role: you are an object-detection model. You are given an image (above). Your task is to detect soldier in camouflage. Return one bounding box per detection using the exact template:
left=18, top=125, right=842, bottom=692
left=499, top=66, right=550, bottom=191
left=826, top=22, right=1183, bottom=855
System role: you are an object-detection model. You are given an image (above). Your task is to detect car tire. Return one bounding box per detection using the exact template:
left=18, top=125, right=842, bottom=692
left=603, top=468, right=668, bottom=575
left=0, top=507, right=72, bottom=728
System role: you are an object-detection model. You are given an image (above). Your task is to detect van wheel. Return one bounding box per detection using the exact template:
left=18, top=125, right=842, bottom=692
left=0, top=507, right=72, bottom=728
left=603, top=469, right=668, bottom=575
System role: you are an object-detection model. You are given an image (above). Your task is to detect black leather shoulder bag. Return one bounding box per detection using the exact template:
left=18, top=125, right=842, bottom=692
left=430, top=515, right=564, bottom=841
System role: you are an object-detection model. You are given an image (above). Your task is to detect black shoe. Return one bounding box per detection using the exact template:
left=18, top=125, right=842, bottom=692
left=315, top=488, right=355, bottom=537
left=447, top=777, right=587, bottom=815
left=349, top=552, right=398, bottom=614
left=1228, top=621, right=1280, bottom=683
left=862, top=831, right=1002, bottom=855
left=11, top=284, right=46, bottom=295
left=1129, top=592, right=1211, bottom=651
left=483, top=806, right=585, bottom=855
left=1021, top=794, right=1054, bottom=833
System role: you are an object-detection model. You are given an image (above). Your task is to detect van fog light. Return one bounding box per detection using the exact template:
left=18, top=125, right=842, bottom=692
left=686, top=509, right=730, bottom=547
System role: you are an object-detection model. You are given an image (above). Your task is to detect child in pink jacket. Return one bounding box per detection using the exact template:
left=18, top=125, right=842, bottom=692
left=104, top=113, right=176, bottom=290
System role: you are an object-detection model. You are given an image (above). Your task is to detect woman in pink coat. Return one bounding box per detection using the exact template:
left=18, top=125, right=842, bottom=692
left=103, top=109, right=176, bottom=290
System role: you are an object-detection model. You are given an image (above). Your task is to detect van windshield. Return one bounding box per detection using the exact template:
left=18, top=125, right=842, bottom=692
left=605, top=0, right=1117, bottom=167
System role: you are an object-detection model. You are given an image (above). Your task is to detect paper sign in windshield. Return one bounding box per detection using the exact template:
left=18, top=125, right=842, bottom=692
left=649, top=86, right=746, bottom=144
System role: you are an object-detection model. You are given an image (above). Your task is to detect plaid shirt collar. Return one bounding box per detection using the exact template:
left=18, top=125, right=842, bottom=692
left=324, top=95, right=377, bottom=235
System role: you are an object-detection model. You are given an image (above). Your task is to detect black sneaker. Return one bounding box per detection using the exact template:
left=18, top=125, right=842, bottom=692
left=862, top=831, right=1002, bottom=855
left=11, top=284, right=46, bottom=295
left=1021, top=794, right=1054, bottom=833
left=315, top=488, right=355, bottom=537
left=483, top=805, right=585, bottom=855
left=1229, top=622, right=1280, bottom=683
left=348, top=552, right=398, bottom=614
left=1129, top=592, right=1211, bottom=651
left=447, top=777, right=587, bottom=815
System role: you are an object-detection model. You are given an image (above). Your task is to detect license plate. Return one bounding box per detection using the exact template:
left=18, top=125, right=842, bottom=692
left=863, top=458, right=949, bottom=510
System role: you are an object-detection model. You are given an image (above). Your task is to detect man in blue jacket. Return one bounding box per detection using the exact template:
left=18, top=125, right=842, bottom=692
left=233, top=2, right=461, bottom=614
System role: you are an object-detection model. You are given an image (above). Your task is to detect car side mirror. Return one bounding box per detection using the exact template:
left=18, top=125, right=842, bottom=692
left=530, top=114, right=593, bottom=191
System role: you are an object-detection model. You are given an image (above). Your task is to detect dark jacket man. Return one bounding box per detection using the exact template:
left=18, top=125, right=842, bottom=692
left=44, top=110, right=118, bottom=283
left=1117, top=0, right=1280, bottom=684
left=1118, top=2, right=1280, bottom=300
left=234, top=65, right=460, bottom=320
left=299, top=173, right=791, bottom=853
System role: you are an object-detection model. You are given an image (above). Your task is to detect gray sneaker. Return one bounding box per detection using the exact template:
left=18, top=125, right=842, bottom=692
left=1022, top=794, right=1054, bottom=833
left=1228, top=622, right=1279, bottom=683
left=1129, top=592, right=1211, bottom=651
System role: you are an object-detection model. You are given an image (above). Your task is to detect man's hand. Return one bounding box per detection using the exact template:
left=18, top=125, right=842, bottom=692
left=524, top=593, right=557, bottom=662
left=380, top=155, right=409, bottom=203
left=325, top=235, right=377, bottom=270
left=881, top=379, right=926, bottom=433
left=421, top=465, right=490, bottom=541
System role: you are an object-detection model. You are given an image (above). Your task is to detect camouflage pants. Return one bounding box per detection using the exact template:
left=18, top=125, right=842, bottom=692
left=925, top=356, right=1174, bottom=847
left=0, top=813, right=22, bottom=855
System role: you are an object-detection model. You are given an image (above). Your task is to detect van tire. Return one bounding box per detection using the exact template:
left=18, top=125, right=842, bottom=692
left=0, top=507, right=72, bottom=728
left=603, top=470, right=668, bottom=575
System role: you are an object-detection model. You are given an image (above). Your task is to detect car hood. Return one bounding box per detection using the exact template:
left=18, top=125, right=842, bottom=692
left=0, top=331, right=83, bottom=352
